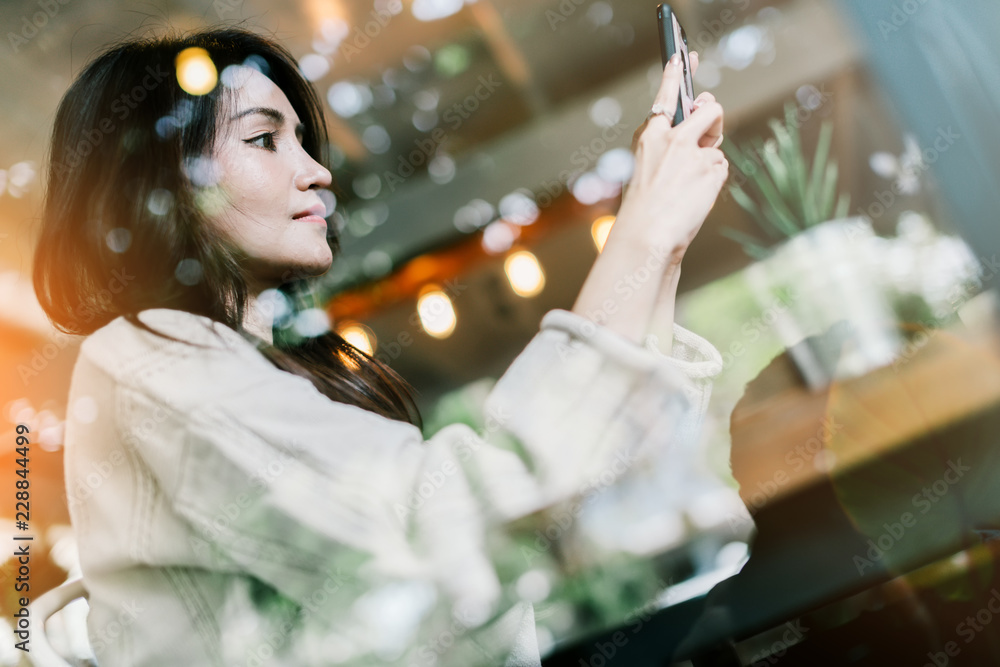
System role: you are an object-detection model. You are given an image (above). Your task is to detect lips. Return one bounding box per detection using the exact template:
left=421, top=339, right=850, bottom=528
left=292, top=203, right=327, bottom=221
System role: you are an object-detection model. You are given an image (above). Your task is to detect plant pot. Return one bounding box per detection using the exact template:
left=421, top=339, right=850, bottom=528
left=743, top=218, right=904, bottom=390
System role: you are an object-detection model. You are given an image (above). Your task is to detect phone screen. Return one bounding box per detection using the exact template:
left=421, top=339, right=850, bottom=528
left=672, top=13, right=695, bottom=121
left=657, top=4, right=695, bottom=125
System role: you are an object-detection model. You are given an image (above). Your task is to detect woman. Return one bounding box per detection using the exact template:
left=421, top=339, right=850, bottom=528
left=34, top=26, right=727, bottom=666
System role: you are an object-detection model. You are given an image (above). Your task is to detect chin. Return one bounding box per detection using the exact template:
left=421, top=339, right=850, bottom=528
left=288, top=241, right=334, bottom=274
left=261, top=255, right=332, bottom=285
left=295, top=252, right=334, bottom=278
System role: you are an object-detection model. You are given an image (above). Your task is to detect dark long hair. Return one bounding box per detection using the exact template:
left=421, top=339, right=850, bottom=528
left=33, top=26, right=422, bottom=427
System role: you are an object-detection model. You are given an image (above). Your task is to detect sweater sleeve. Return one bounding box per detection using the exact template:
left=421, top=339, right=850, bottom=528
left=463, top=309, right=723, bottom=521
left=109, top=307, right=721, bottom=664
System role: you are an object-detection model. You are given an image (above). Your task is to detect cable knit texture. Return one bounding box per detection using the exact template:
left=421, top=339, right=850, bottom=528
left=62, top=308, right=721, bottom=666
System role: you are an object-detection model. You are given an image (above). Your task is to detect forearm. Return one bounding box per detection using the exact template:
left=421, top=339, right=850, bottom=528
left=645, top=261, right=682, bottom=356
left=571, top=228, right=684, bottom=346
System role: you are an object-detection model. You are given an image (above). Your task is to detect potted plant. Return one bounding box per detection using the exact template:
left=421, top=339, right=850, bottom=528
left=722, top=102, right=904, bottom=390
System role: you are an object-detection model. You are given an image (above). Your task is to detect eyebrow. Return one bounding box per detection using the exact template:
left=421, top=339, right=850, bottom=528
left=230, top=106, right=305, bottom=141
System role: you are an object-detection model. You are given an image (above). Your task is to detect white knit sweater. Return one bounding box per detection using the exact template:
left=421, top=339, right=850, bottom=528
left=63, top=307, right=722, bottom=666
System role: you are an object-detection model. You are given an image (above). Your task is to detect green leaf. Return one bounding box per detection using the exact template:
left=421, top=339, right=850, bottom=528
left=808, top=122, right=834, bottom=221
left=726, top=103, right=843, bottom=240
left=729, top=185, right=778, bottom=238
left=833, top=192, right=851, bottom=221
left=785, top=112, right=810, bottom=225
left=761, top=140, right=791, bottom=200
left=720, top=227, right=771, bottom=260
left=747, top=161, right=800, bottom=237
left=818, top=160, right=839, bottom=222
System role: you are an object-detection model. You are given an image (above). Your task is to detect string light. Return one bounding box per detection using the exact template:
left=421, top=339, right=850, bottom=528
left=176, top=47, right=218, bottom=96
left=337, top=322, right=376, bottom=356
left=591, top=215, right=616, bottom=252
left=504, top=250, right=545, bottom=298
left=417, top=287, right=457, bottom=339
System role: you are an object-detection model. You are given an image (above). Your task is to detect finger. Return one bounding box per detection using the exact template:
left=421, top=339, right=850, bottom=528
left=691, top=91, right=716, bottom=111
left=677, top=100, right=724, bottom=143
left=714, top=159, right=730, bottom=181
left=690, top=51, right=699, bottom=77
left=631, top=121, right=648, bottom=153
left=651, top=54, right=684, bottom=124
left=702, top=147, right=726, bottom=165
left=691, top=92, right=723, bottom=147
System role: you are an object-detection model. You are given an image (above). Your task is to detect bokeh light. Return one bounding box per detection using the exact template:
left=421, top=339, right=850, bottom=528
left=175, top=47, right=218, bottom=96
left=337, top=322, right=376, bottom=356
left=504, top=250, right=545, bottom=298
left=591, top=215, right=616, bottom=252
left=417, top=288, right=457, bottom=339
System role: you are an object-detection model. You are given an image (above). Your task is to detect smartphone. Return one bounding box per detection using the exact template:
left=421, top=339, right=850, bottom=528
left=657, top=4, right=695, bottom=126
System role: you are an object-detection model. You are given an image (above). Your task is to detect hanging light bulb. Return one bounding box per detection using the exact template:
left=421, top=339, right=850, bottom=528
left=504, top=250, right=545, bottom=298
left=417, top=287, right=457, bottom=339
left=591, top=215, right=616, bottom=252
left=337, top=322, right=376, bottom=356
left=175, top=47, right=218, bottom=96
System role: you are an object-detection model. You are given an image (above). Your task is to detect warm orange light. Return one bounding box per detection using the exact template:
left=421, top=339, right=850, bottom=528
left=337, top=348, right=360, bottom=370
left=337, top=322, right=376, bottom=356
left=591, top=215, right=616, bottom=252
left=175, top=47, right=218, bottom=96
left=305, top=0, right=348, bottom=24
left=504, top=250, right=545, bottom=298
left=417, top=287, right=457, bottom=339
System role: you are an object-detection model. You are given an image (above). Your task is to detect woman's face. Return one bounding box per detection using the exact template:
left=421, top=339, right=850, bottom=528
left=207, top=67, right=334, bottom=289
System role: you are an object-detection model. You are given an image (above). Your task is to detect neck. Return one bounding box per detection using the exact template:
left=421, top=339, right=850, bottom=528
left=244, top=287, right=275, bottom=346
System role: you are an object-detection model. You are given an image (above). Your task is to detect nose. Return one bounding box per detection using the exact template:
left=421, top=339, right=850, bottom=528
left=295, top=145, right=333, bottom=191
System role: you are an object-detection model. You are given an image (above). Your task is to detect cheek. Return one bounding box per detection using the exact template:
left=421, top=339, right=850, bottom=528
left=223, top=157, right=275, bottom=209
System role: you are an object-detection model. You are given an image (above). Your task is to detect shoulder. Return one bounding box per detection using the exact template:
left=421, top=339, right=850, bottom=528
left=76, top=308, right=276, bottom=410
left=80, top=308, right=246, bottom=366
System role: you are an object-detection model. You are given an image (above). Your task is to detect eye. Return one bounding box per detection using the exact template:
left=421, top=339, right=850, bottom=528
left=245, top=131, right=277, bottom=151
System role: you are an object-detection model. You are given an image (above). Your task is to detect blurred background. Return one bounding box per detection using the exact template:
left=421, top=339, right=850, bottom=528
left=2, top=0, right=1000, bottom=665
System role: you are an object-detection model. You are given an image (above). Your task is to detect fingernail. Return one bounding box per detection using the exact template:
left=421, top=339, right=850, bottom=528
left=670, top=53, right=681, bottom=68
